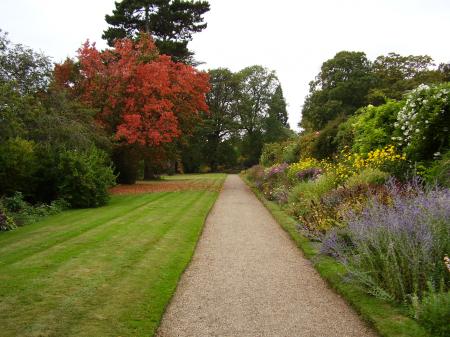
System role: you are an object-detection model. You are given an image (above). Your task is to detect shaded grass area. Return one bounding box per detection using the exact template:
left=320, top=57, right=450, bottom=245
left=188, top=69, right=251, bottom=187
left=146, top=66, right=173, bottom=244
left=0, top=174, right=225, bottom=337
left=241, top=175, right=431, bottom=337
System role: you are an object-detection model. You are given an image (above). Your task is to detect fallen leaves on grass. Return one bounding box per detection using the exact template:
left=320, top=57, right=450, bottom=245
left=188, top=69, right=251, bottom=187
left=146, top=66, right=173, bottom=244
left=110, top=180, right=220, bottom=195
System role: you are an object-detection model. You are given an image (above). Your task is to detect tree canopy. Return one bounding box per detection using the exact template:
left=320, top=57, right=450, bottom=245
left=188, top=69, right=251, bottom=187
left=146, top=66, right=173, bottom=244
left=103, top=0, right=210, bottom=63
left=301, top=51, right=375, bottom=131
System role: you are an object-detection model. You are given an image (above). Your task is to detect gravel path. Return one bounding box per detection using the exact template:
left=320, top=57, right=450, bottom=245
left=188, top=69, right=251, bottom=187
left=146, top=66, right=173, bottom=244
left=156, top=175, right=377, bottom=337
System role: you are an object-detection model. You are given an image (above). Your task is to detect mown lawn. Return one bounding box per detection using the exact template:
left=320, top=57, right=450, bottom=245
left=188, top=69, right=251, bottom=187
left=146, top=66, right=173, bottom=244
left=0, top=174, right=225, bottom=337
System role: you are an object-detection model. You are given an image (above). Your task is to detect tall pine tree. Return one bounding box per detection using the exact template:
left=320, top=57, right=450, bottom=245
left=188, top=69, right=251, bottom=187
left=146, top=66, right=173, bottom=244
left=103, top=0, right=210, bottom=63
left=264, top=85, right=290, bottom=143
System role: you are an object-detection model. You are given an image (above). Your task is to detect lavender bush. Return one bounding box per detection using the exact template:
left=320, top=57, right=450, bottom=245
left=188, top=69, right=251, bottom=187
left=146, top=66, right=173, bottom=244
left=322, top=180, right=450, bottom=303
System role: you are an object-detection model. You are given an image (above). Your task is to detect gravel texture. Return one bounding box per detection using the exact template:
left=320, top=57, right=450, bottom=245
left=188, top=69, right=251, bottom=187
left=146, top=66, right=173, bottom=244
left=156, top=175, right=378, bottom=337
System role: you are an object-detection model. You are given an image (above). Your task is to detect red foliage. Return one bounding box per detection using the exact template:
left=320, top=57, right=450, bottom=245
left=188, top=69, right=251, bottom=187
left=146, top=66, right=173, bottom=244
left=73, top=35, right=209, bottom=146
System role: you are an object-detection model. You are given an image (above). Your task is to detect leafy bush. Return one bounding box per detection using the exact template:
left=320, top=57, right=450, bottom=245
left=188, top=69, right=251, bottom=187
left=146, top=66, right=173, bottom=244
left=289, top=173, right=337, bottom=205
left=322, top=181, right=450, bottom=303
left=260, top=143, right=285, bottom=167
left=297, top=132, right=320, bottom=160
left=0, top=191, right=68, bottom=227
left=345, top=168, right=389, bottom=188
left=0, top=207, right=16, bottom=231
left=281, top=141, right=301, bottom=164
left=0, top=138, right=37, bottom=197
left=340, top=101, right=403, bottom=154
left=1, top=191, right=28, bottom=212
left=310, top=116, right=346, bottom=159
left=56, top=147, right=116, bottom=208
left=411, top=287, right=450, bottom=337
left=425, top=150, right=450, bottom=187
left=393, top=83, right=450, bottom=161
left=288, top=173, right=338, bottom=230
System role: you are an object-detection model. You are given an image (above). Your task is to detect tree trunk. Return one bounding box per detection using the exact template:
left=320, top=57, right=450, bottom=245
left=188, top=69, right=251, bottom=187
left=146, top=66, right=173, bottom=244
left=112, top=145, right=140, bottom=184
left=144, top=5, right=150, bottom=34
left=143, top=159, right=159, bottom=180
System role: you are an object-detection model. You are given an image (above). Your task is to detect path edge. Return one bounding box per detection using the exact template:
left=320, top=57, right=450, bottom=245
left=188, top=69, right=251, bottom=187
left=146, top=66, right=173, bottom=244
left=240, top=174, right=431, bottom=337
left=154, top=174, right=227, bottom=336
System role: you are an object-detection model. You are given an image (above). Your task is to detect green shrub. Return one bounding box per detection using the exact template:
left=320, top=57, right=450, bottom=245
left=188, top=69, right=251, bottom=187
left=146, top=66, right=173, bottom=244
left=1, top=191, right=28, bottom=212
left=297, top=132, right=319, bottom=160
left=393, top=83, right=450, bottom=162
left=425, top=150, right=450, bottom=187
left=281, top=141, right=301, bottom=164
left=345, top=168, right=389, bottom=188
left=290, top=173, right=337, bottom=203
left=344, top=101, right=403, bottom=154
left=311, top=116, right=346, bottom=159
left=0, top=192, right=68, bottom=227
left=57, top=147, right=116, bottom=208
left=412, top=288, right=450, bottom=337
left=0, top=138, right=37, bottom=197
left=0, top=207, right=16, bottom=231
left=260, top=143, right=285, bottom=167
left=288, top=173, right=338, bottom=226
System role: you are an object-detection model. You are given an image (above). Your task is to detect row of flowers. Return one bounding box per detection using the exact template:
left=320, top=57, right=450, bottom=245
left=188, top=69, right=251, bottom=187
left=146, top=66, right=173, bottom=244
left=245, top=143, right=449, bottom=336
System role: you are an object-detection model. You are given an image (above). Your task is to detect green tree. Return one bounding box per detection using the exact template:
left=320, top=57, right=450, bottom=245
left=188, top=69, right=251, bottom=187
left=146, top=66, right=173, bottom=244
left=103, top=0, right=210, bottom=63
left=264, top=85, right=292, bottom=143
left=300, top=51, right=375, bottom=131
left=0, top=30, right=51, bottom=95
left=437, top=63, right=450, bottom=81
left=236, top=65, right=280, bottom=166
left=201, top=68, right=239, bottom=170
left=372, top=53, right=443, bottom=100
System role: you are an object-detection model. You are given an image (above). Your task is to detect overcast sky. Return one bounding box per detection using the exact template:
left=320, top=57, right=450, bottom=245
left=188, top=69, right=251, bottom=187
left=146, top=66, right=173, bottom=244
left=1, top=0, right=449, bottom=130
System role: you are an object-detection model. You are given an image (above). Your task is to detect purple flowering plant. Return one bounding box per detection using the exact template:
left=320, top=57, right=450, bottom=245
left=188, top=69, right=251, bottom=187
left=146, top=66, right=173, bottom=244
left=296, top=167, right=323, bottom=181
left=322, top=179, right=450, bottom=303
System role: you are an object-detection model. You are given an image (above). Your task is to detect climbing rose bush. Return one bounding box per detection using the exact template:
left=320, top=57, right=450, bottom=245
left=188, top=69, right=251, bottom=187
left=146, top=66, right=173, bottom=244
left=392, top=83, right=450, bottom=161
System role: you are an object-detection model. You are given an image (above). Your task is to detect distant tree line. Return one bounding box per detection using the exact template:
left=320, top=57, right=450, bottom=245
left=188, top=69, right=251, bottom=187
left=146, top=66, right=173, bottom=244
left=297, top=50, right=450, bottom=160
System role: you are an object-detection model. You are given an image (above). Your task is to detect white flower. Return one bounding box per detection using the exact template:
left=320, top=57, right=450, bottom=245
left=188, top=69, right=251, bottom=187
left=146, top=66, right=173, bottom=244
left=433, top=152, right=441, bottom=157
left=415, top=129, right=420, bottom=133
left=425, top=120, right=429, bottom=124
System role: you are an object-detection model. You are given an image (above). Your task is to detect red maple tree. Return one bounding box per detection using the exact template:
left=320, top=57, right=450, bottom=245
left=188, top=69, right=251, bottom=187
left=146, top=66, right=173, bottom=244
left=64, top=35, right=209, bottom=147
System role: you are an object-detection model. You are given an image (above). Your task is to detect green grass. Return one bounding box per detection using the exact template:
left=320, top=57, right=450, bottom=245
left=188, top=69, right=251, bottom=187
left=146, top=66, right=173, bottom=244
left=0, top=174, right=226, bottom=337
left=241, top=175, right=431, bottom=337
